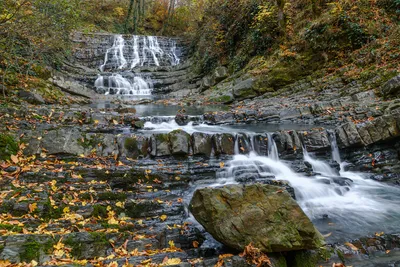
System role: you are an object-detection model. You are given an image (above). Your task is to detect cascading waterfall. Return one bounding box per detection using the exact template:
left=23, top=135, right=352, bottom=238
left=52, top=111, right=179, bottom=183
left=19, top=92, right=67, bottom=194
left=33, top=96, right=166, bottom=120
left=95, top=35, right=181, bottom=96
left=214, top=132, right=400, bottom=241
left=267, top=133, right=279, bottom=161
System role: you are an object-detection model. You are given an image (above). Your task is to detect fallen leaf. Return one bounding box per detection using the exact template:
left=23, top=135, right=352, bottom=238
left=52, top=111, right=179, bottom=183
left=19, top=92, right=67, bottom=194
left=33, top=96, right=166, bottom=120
left=10, top=155, right=19, bottom=164
left=28, top=203, right=38, bottom=213
left=344, top=242, right=358, bottom=251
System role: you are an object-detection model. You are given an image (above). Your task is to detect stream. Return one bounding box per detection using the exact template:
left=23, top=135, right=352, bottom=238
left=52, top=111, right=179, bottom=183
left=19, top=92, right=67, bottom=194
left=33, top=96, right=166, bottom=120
left=93, top=34, right=400, bottom=260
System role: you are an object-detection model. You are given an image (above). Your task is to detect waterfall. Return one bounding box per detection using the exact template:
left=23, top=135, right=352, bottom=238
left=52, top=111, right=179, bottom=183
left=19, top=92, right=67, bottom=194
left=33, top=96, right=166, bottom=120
left=267, top=133, right=279, bottom=161
left=94, top=74, right=153, bottom=95
left=214, top=132, right=400, bottom=241
left=95, top=35, right=181, bottom=96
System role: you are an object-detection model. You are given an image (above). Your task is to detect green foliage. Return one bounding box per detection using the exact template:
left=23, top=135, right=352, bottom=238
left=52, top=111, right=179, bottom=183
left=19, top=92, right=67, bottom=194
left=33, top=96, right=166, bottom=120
left=0, top=134, right=18, bottom=160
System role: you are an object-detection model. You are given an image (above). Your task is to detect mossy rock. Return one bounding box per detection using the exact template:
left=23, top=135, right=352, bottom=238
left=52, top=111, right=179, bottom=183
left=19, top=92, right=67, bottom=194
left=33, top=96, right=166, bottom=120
left=125, top=200, right=161, bottom=218
left=0, top=134, right=18, bottom=160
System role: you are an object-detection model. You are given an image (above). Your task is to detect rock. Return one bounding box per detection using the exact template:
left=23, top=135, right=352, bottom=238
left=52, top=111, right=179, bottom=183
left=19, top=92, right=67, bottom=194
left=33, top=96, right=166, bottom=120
left=190, top=184, right=324, bottom=253
left=175, top=114, right=190, bottom=126
left=133, top=120, right=145, bottom=129
left=204, top=112, right=235, bottom=124
left=192, top=132, right=213, bottom=156
left=118, top=135, right=149, bottom=159
left=169, top=130, right=191, bottom=156
left=212, top=133, right=235, bottom=155
left=18, top=90, right=45, bottom=105
left=299, top=130, right=330, bottom=151
left=381, top=75, right=400, bottom=97
left=201, top=76, right=215, bottom=90
left=150, top=134, right=170, bottom=157
left=232, top=78, right=257, bottom=100
left=42, top=128, right=85, bottom=155
left=214, top=66, right=229, bottom=83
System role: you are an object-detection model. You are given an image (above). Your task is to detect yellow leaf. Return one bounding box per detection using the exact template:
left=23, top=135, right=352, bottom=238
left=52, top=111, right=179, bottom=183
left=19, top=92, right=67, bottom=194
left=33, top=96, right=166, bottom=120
left=168, top=240, right=175, bottom=248
left=30, top=260, right=38, bottom=267
left=162, top=258, right=181, bottom=266
left=28, top=203, right=37, bottom=213
left=219, top=162, right=225, bottom=168
left=116, top=201, right=124, bottom=208
left=108, top=217, right=119, bottom=225
left=63, top=207, right=70, bottom=214
left=160, top=214, right=167, bottom=221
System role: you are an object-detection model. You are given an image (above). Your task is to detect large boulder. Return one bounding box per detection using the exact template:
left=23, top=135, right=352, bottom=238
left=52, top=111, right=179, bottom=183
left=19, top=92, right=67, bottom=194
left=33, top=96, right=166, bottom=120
left=214, top=66, right=229, bottom=83
left=190, top=184, right=324, bottom=253
left=381, top=75, right=400, bottom=97
left=212, top=133, right=235, bottom=155
left=232, top=78, right=257, bottom=100
left=169, top=130, right=191, bottom=156
left=192, top=132, right=213, bottom=156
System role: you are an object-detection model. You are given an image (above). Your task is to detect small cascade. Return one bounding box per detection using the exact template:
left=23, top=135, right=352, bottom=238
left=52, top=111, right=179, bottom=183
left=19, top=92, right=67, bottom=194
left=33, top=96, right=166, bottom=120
left=214, top=131, right=400, bottom=241
left=303, top=149, right=338, bottom=176
left=267, top=133, right=279, bottom=161
left=94, top=74, right=153, bottom=95
left=100, top=35, right=181, bottom=71
left=328, top=130, right=343, bottom=170
left=95, top=35, right=182, bottom=96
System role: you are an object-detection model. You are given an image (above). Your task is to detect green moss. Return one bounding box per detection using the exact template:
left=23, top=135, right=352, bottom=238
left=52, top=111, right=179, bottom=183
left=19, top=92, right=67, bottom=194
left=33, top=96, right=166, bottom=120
left=124, top=137, right=138, bottom=152
left=155, top=133, right=169, bottom=143
left=97, top=192, right=127, bottom=201
left=77, top=135, right=101, bottom=149
left=125, top=201, right=161, bottom=218
left=0, top=134, right=18, bottom=160
left=64, top=236, right=84, bottom=259
left=210, top=94, right=234, bottom=103
left=20, top=238, right=41, bottom=262
left=288, top=247, right=334, bottom=267
left=80, top=192, right=92, bottom=200
left=88, top=232, right=108, bottom=245
left=92, top=204, right=108, bottom=218
left=42, top=199, right=64, bottom=221
left=0, top=223, right=23, bottom=233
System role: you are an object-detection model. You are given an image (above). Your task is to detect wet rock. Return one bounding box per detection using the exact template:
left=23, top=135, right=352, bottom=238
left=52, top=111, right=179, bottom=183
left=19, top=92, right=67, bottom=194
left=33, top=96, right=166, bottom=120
left=190, top=184, right=324, bottom=253
left=204, top=112, right=235, bottom=124
left=212, top=133, right=235, bottom=155
left=18, top=90, right=45, bottom=105
left=232, top=78, right=257, bottom=100
left=335, top=122, right=363, bottom=148
left=253, top=134, right=268, bottom=156
left=151, top=133, right=170, bottom=157
left=299, top=130, right=330, bottom=151
left=381, top=75, right=400, bottom=97
left=169, top=130, right=191, bottom=156
left=118, top=135, right=149, bottom=159
left=175, top=114, right=190, bottom=126
left=192, top=132, right=213, bottom=156
left=133, top=120, right=145, bottom=129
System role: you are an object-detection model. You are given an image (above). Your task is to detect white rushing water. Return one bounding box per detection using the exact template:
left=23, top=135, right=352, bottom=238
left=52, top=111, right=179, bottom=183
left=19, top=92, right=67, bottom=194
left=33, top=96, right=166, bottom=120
left=182, top=128, right=400, bottom=241
left=100, top=35, right=180, bottom=71
left=94, top=74, right=153, bottom=95
left=95, top=35, right=181, bottom=95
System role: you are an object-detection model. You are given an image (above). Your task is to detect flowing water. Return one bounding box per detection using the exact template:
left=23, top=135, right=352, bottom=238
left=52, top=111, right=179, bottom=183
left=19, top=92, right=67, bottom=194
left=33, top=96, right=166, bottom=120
left=95, top=35, right=181, bottom=96
left=149, top=119, right=400, bottom=243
